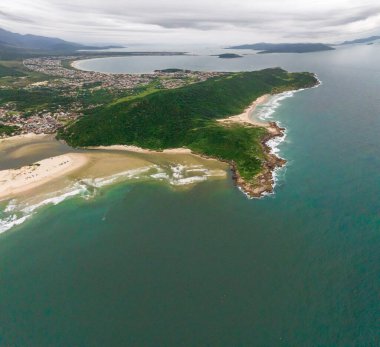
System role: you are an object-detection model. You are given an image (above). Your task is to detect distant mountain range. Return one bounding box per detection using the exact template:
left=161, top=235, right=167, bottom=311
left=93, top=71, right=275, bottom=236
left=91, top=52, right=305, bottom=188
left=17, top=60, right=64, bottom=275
left=341, top=36, right=380, bottom=45
left=227, top=43, right=335, bottom=54
left=0, top=27, right=123, bottom=56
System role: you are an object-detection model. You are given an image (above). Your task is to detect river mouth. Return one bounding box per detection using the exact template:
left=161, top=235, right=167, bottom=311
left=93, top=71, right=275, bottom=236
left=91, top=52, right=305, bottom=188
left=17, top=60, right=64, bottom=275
left=0, top=135, right=227, bottom=234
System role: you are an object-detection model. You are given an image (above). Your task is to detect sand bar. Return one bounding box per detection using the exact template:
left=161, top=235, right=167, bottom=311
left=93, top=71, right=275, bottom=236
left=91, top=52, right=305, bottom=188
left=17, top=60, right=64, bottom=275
left=0, top=153, right=88, bottom=200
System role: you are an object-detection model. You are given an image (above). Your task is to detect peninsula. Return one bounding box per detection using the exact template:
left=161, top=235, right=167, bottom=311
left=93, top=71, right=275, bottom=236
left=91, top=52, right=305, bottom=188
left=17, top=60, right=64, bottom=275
left=0, top=50, right=318, bottom=197
left=59, top=67, right=318, bottom=197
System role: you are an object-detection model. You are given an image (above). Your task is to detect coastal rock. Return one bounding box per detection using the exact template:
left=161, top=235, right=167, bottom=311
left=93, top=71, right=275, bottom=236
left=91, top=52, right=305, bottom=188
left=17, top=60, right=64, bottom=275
left=231, top=121, right=286, bottom=199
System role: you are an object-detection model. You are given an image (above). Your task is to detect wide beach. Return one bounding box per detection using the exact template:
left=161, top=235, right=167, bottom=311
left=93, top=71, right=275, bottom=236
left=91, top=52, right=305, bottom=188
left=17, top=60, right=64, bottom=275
left=0, top=153, right=88, bottom=200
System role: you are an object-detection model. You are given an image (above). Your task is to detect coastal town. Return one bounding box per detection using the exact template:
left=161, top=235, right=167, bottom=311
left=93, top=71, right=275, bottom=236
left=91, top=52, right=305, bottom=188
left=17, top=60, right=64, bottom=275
left=0, top=56, right=226, bottom=137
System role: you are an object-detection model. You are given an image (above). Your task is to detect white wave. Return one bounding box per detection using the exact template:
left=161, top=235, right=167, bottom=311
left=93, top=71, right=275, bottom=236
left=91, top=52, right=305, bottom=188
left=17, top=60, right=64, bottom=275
left=21, top=183, right=89, bottom=214
left=82, top=165, right=156, bottom=188
left=151, top=164, right=222, bottom=186
left=313, top=74, right=323, bottom=87
left=170, top=175, right=207, bottom=186
left=255, top=74, right=322, bottom=123
left=4, top=199, right=18, bottom=213
left=150, top=172, right=169, bottom=180
left=266, top=131, right=287, bottom=156
left=256, top=77, right=323, bottom=198
left=0, top=163, right=220, bottom=234
left=166, top=164, right=217, bottom=186
left=0, top=182, right=90, bottom=234
left=0, top=214, right=30, bottom=234
left=255, top=91, right=295, bottom=121
left=170, top=164, right=186, bottom=179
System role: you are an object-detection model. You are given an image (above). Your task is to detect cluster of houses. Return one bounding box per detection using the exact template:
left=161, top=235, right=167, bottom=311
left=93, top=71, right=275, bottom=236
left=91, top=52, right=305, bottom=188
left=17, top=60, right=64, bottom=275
left=1, top=56, right=226, bottom=138
left=0, top=106, right=79, bottom=136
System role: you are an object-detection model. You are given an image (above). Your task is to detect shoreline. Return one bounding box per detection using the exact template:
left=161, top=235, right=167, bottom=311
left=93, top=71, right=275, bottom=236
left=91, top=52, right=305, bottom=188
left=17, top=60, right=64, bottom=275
left=0, top=83, right=318, bottom=200
left=217, top=94, right=269, bottom=126
left=217, top=93, right=287, bottom=198
left=217, top=79, right=321, bottom=198
left=231, top=122, right=286, bottom=198
left=85, top=145, right=193, bottom=155
left=85, top=93, right=287, bottom=198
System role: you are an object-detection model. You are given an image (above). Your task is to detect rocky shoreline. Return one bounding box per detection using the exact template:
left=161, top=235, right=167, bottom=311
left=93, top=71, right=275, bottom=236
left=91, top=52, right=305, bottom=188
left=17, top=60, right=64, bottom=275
left=230, top=121, right=286, bottom=198
left=226, top=75, right=321, bottom=199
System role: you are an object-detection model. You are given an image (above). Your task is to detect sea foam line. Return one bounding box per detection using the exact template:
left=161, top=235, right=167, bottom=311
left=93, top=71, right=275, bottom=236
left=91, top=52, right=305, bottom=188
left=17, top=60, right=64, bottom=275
left=0, top=163, right=224, bottom=233
left=252, top=75, right=322, bottom=199
left=0, top=182, right=90, bottom=234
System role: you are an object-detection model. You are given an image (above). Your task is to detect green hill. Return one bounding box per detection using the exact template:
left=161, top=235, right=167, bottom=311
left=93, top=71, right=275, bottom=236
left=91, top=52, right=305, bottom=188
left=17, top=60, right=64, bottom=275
left=59, top=68, right=317, bottom=187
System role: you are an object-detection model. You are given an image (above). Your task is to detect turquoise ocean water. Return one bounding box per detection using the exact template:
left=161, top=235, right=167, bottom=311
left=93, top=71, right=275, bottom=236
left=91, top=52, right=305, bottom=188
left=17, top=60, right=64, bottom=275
left=0, top=45, right=379, bottom=346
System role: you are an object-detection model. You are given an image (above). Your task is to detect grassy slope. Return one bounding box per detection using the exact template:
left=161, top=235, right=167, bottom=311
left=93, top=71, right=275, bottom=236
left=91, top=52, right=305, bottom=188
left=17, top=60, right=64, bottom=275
left=60, top=68, right=317, bottom=181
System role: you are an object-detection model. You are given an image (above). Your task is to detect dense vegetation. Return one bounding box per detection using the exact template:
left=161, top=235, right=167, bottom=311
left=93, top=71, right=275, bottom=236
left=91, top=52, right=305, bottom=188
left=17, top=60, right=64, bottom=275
left=60, top=68, right=317, bottom=181
left=0, top=124, right=21, bottom=136
left=0, top=87, right=73, bottom=112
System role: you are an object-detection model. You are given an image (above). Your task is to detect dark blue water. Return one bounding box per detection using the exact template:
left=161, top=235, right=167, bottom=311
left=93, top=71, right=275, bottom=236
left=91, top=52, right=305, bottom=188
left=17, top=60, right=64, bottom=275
left=0, top=45, right=379, bottom=346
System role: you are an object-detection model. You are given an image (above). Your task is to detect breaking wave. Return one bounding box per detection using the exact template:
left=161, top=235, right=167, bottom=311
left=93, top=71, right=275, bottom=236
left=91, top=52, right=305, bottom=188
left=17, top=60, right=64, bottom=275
left=0, top=163, right=224, bottom=234
left=253, top=76, right=322, bottom=198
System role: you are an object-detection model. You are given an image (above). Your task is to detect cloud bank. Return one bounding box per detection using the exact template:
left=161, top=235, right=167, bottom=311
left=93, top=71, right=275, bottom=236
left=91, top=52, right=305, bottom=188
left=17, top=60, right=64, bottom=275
left=1, top=0, right=380, bottom=45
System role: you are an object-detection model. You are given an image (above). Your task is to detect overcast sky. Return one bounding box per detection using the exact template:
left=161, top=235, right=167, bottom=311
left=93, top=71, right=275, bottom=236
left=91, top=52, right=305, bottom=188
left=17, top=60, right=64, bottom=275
left=1, top=0, right=380, bottom=45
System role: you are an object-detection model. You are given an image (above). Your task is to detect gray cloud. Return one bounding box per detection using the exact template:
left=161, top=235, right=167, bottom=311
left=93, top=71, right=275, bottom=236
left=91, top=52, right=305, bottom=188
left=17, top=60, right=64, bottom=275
left=0, top=0, right=379, bottom=45
left=0, top=10, right=35, bottom=24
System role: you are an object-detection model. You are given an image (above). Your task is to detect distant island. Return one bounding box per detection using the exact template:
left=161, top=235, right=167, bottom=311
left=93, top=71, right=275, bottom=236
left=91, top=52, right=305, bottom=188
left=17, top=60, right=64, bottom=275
left=341, top=36, right=380, bottom=45
left=217, top=53, right=243, bottom=59
left=227, top=43, right=335, bottom=54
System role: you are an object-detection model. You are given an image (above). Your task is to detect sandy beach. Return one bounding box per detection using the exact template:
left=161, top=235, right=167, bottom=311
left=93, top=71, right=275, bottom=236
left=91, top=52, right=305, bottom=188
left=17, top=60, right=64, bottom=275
left=217, top=94, right=286, bottom=137
left=218, top=94, right=269, bottom=125
left=0, top=153, right=88, bottom=200
left=87, top=145, right=192, bottom=154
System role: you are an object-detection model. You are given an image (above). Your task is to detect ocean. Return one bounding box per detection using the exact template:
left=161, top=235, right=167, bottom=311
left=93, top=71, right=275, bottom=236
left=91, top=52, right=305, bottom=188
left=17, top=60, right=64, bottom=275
left=0, top=44, right=379, bottom=346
